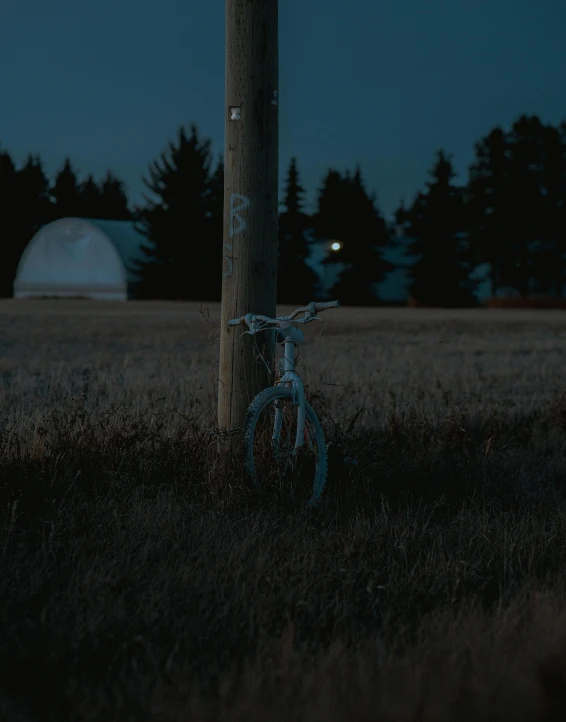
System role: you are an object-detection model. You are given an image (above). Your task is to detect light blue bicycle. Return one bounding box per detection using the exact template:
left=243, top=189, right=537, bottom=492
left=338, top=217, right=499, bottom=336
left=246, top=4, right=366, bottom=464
left=229, top=300, right=339, bottom=507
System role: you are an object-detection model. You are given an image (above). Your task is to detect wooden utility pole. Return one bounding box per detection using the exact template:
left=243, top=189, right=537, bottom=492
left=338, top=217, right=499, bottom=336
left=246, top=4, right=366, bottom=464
left=218, top=0, right=279, bottom=436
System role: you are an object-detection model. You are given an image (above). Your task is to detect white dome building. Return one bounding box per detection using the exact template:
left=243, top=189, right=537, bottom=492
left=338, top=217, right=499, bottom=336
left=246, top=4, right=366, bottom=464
left=14, top=217, right=147, bottom=300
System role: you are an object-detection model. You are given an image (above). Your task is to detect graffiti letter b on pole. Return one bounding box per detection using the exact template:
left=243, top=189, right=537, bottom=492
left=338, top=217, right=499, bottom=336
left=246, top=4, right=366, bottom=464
left=229, top=193, right=250, bottom=238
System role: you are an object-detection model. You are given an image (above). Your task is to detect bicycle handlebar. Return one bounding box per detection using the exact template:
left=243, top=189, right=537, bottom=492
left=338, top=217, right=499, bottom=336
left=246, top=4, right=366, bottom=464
left=228, top=300, right=340, bottom=327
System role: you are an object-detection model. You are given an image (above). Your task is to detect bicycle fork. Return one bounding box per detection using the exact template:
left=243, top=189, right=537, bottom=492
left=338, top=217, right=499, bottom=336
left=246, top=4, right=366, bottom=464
left=272, top=340, right=308, bottom=454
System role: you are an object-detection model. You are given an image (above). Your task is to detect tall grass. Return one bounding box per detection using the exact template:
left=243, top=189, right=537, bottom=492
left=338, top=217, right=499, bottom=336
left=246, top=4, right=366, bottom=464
left=2, top=300, right=566, bottom=721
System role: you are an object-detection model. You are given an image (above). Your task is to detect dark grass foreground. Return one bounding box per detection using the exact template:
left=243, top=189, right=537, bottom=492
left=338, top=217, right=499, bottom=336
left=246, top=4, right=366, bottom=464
left=3, top=396, right=566, bottom=721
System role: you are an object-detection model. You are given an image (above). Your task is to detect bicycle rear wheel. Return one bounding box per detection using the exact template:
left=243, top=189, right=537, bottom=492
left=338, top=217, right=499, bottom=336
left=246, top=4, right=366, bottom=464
left=243, top=386, right=327, bottom=507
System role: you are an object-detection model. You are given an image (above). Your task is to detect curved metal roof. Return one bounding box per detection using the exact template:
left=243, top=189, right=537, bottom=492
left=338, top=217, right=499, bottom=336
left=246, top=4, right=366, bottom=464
left=82, top=218, right=148, bottom=283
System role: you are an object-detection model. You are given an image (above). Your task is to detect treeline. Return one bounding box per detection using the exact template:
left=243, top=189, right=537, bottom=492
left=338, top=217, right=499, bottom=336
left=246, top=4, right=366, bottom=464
left=396, top=116, right=566, bottom=306
left=2, top=114, right=566, bottom=305
left=0, top=153, right=131, bottom=297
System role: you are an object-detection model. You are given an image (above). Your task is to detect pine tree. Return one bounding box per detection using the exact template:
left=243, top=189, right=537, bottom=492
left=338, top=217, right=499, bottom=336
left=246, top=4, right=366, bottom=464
left=313, top=167, right=391, bottom=306
left=78, top=174, right=102, bottom=218
left=534, top=123, right=566, bottom=296
left=134, top=124, right=223, bottom=300
left=0, top=148, right=21, bottom=296
left=204, top=149, right=224, bottom=301
left=312, top=169, right=349, bottom=245
left=277, top=157, right=318, bottom=303
left=465, top=126, right=514, bottom=296
left=16, top=154, right=52, bottom=234
left=557, top=121, right=566, bottom=293
left=505, top=115, right=547, bottom=297
left=466, top=117, right=566, bottom=299
left=98, top=171, right=132, bottom=220
left=396, top=150, right=475, bottom=307
left=0, top=151, right=52, bottom=296
left=51, top=158, right=82, bottom=219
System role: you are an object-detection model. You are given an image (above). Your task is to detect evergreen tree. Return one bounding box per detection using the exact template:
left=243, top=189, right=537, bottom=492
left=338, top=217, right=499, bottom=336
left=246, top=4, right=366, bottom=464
left=98, top=171, right=132, bottom=220
left=277, top=157, right=318, bottom=303
left=78, top=174, right=102, bottom=218
left=312, top=169, right=349, bottom=244
left=16, top=154, right=52, bottom=234
left=505, top=115, right=547, bottom=297
left=532, top=122, right=566, bottom=296
left=51, top=158, right=82, bottom=219
left=134, top=124, right=223, bottom=300
left=395, top=150, right=475, bottom=307
left=466, top=116, right=566, bottom=299
left=313, top=167, right=392, bottom=305
left=209, top=155, right=224, bottom=291
left=557, top=121, right=566, bottom=292
left=465, top=126, right=514, bottom=296
left=0, top=151, right=52, bottom=296
left=0, top=148, right=21, bottom=296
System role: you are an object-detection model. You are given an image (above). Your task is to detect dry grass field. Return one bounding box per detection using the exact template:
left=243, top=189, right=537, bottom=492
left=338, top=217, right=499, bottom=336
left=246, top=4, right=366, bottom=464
left=3, top=300, right=566, bottom=721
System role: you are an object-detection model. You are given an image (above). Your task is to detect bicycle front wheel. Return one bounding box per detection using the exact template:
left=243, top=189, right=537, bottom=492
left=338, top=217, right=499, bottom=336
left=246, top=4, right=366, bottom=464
left=243, top=386, right=328, bottom=507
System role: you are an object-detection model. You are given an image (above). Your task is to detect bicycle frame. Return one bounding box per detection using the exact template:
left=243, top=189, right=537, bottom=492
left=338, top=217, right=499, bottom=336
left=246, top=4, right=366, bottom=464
left=276, top=336, right=307, bottom=453
left=228, top=300, right=339, bottom=453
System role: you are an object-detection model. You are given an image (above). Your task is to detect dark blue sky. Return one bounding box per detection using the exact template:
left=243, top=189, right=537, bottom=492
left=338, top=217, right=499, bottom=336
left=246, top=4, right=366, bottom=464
left=1, top=0, right=565, bottom=219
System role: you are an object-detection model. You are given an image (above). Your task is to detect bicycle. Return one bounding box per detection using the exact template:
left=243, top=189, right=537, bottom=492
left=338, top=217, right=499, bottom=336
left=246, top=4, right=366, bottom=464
left=228, top=300, right=340, bottom=507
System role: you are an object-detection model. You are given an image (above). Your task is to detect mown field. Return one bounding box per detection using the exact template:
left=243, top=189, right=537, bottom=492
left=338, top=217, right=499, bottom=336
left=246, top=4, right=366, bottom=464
left=2, top=300, right=566, bottom=721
